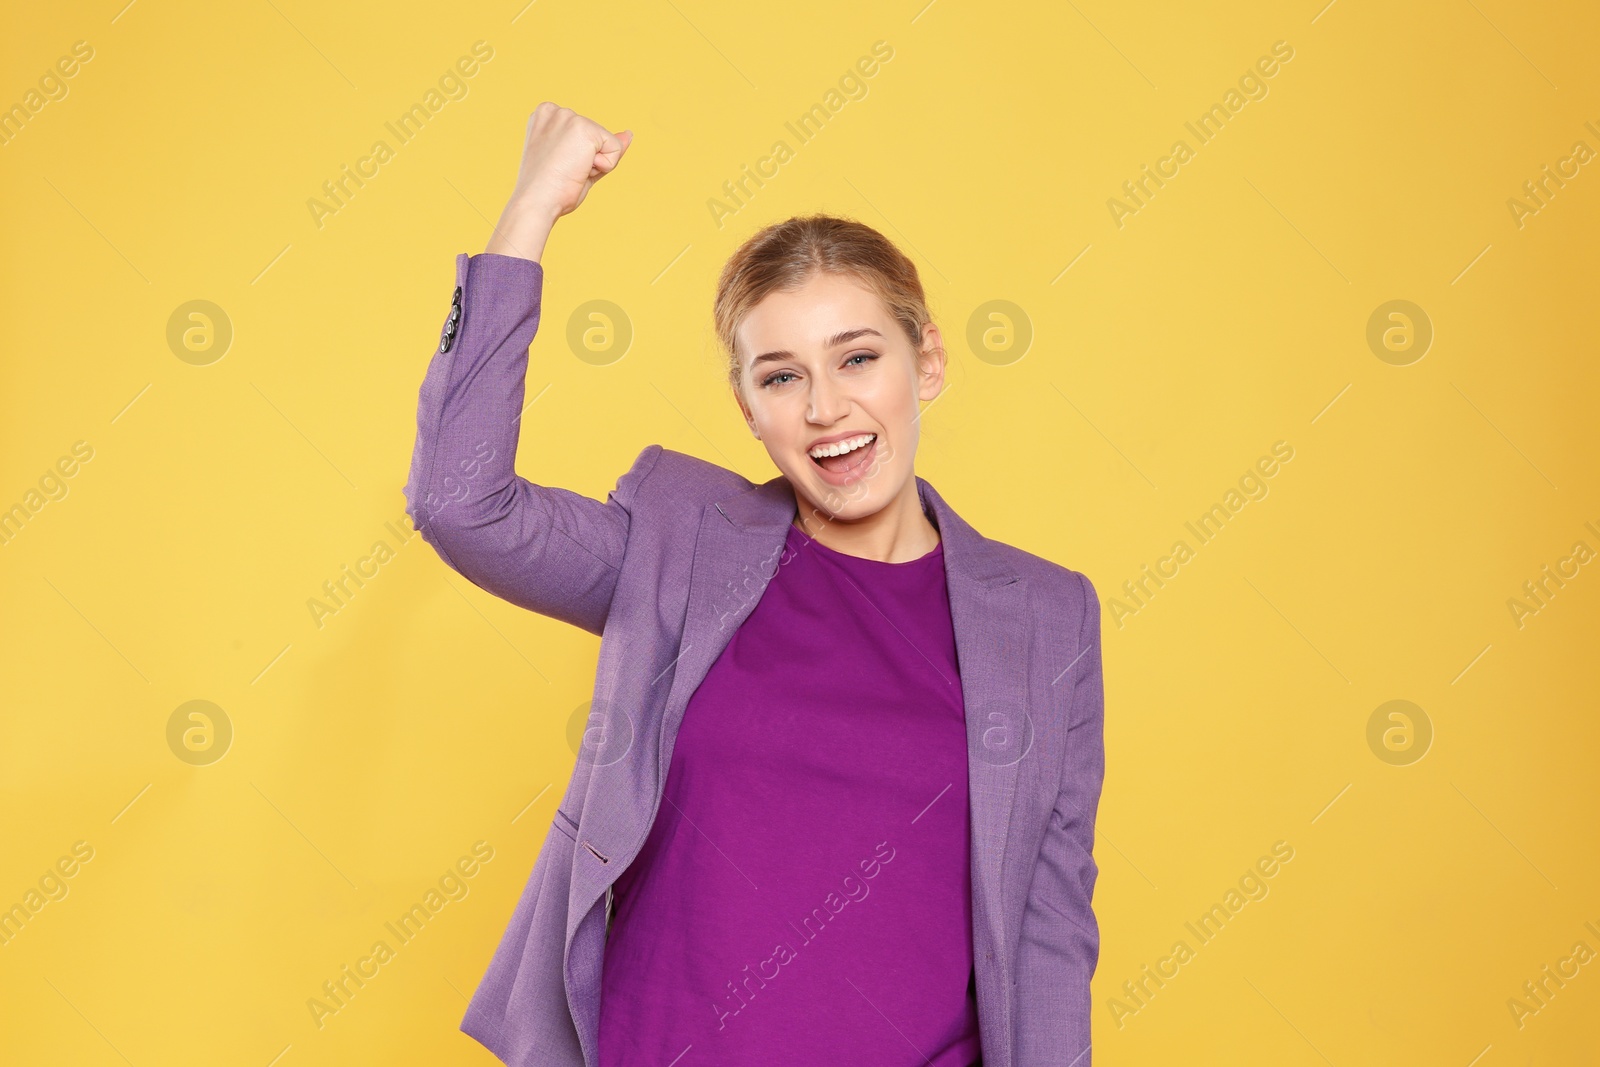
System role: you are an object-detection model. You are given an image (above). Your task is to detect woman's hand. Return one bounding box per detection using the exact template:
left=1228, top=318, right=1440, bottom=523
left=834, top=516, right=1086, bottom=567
left=486, top=102, right=633, bottom=261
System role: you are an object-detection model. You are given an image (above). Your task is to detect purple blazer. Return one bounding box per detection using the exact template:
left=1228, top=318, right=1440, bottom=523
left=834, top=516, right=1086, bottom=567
left=404, top=252, right=1107, bottom=1067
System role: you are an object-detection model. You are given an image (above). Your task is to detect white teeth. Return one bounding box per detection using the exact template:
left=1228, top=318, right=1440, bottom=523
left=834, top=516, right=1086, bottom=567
left=808, top=433, right=876, bottom=459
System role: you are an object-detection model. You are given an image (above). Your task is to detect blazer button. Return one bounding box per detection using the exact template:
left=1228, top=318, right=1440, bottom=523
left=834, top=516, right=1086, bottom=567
left=439, top=287, right=462, bottom=352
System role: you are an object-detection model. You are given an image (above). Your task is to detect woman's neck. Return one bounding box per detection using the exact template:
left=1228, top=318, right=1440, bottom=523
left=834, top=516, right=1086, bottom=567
left=790, top=483, right=940, bottom=563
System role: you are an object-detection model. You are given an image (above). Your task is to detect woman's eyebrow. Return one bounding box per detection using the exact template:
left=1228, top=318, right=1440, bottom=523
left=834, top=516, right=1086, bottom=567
left=750, top=327, right=885, bottom=368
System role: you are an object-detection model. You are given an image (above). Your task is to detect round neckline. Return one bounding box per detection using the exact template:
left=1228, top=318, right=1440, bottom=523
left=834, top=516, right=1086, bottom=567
left=786, top=521, right=944, bottom=568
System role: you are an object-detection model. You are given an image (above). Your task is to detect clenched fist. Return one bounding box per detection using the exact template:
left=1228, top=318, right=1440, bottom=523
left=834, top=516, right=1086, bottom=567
left=486, top=102, right=633, bottom=261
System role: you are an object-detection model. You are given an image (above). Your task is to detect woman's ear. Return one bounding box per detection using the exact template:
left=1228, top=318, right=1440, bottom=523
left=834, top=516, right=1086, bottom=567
left=917, top=323, right=947, bottom=401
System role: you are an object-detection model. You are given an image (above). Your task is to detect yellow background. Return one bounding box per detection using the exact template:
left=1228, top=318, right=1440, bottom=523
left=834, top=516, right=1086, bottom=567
left=3, top=0, right=1597, bottom=1064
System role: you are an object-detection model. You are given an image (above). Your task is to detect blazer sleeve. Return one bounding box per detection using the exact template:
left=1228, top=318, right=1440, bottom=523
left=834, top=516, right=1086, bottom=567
left=403, top=252, right=662, bottom=637
left=1014, top=570, right=1105, bottom=1065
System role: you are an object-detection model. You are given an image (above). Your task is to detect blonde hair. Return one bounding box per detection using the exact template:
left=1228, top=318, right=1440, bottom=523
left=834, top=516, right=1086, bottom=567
left=713, top=213, right=936, bottom=397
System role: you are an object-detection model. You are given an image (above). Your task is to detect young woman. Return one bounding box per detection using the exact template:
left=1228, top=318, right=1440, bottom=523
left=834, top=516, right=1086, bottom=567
left=404, top=102, right=1106, bottom=1067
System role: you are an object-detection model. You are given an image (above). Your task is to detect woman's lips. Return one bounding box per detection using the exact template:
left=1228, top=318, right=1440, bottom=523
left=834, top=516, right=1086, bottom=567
left=809, top=436, right=879, bottom=486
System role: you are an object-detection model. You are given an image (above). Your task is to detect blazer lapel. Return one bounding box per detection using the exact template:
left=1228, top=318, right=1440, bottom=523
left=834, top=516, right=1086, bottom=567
left=918, top=477, right=1032, bottom=973
left=652, top=476, right=799, bottom=807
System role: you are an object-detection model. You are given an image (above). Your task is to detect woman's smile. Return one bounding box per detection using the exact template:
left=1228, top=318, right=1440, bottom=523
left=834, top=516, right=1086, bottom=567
left=808, top=432, right=880, bottom=485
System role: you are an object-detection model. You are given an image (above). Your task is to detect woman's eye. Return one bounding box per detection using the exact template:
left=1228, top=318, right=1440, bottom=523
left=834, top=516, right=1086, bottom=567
left=762, top=353, right=877, bottom=388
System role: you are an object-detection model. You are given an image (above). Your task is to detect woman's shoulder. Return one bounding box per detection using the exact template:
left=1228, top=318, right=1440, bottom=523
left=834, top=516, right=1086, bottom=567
left=610, top=443, right=756, bottom=513
left=980, top=536, right=1100, bottom=634
left=978, top=533, right=1095, bottom=600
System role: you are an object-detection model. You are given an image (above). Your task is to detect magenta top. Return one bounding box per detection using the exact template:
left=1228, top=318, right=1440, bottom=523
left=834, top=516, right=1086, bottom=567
left=598, top=518, right=982, bottom=1067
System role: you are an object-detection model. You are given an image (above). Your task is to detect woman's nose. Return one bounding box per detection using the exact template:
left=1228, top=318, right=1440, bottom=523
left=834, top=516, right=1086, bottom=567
left=807, top=377, right=848, bottom=422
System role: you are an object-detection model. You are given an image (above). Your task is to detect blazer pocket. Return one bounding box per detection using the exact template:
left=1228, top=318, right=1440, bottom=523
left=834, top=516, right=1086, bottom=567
left=553, top=808, right=580, bottom=841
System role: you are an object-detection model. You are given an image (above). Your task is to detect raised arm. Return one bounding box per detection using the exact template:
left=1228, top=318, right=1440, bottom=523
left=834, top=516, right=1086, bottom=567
left=402, top=104, right=642, bottom=636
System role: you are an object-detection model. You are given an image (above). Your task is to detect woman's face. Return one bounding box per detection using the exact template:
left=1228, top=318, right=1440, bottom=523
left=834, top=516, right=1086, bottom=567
left=732, top=271, right=945, bottom=523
